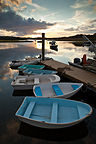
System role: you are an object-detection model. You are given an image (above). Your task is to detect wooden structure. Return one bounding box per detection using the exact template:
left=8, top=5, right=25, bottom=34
left=42, top=33, right=45, bottom=61
left=41, top=59, right=96, bottom=92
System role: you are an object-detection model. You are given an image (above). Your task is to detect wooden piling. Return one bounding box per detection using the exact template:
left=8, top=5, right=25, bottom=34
left=42, top=33, right=45, bottom=61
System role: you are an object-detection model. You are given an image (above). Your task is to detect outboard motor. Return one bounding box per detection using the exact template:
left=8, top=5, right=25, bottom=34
left=74, top=58, right=80, bottom=64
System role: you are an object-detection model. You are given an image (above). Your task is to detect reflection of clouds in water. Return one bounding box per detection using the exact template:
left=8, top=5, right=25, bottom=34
left=0, top=42, right=36, bottom=50
left=0, top=41, right=95, bottom=69
left=0, top=120, right=20, bottom=144
left=0, top=43, right=19, bottom=50
left=0, top=62, right=18, bottom=80
left=36, top=40, right=51, bottom=51
left=56, top=42, right=94, bottom=57
left=48, top=41, right=95, bottom=63
left=0, top=87, right=2, bottom=92
left=0, top=42, right=41, bottom=60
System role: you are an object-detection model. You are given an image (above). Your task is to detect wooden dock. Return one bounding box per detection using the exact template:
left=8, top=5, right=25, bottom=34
left=41, top=59, right=96, bottom=92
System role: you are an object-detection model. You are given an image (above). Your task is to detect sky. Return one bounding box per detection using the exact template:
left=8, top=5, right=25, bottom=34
left=0, top=0, right=96, bottom=37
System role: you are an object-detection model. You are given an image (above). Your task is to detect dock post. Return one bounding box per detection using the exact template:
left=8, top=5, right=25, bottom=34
left=42, top=33, right=45, bottom=61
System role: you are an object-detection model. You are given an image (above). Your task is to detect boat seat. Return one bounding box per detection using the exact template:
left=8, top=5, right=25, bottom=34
left=71, top=85, right=79, bottom=90
left=34, top=78, right=39, bottom=84
left=23, top=102, right=35, bottom=118
left=28, top=71, right=32, bottom=74
left=77, top=105, right=85, bottom=119
left=51, top=102, right=58, bottom=123
left=52, top=85, right=63, bottom=96
left=35, top=86, right=42, bottom=96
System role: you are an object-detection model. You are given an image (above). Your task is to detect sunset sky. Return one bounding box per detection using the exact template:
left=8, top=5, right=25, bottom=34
left=0, top=0, right=96, bottom=37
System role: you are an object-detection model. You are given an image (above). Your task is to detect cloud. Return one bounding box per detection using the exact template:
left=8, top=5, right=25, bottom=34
left=64, top=27, right=79, bottom=32
left=0, top=0, right=47, bottom=12
left=71, top=10, right=87, bottom=23
left=64, top=18, right=96, bottom=34
left=0, top=29, right=17, bottom=36
left=0, top=10, right=55, bottom=36
left=13, top=5, right=27, bottom=12
left=71, top=0, right=96, bottom=9
left=71, top=1, right=89, bottom=9
left=31, top=3, right=47, bottom=10
left=88, top=0, right=93, bottom=4
left=94, top=5, right=96, bottom=11
left=0, top=0, right=24, bottom=11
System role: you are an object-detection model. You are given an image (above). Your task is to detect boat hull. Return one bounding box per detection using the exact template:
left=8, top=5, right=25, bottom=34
left=18, top=65, right=45, bottom=70
left=12, top=85, right=33, bottom=90
left=11, top=75, right=60, bottom=90
left=10, top=59, right=40, bottom=69
left=18, top=115, right=84, bottom=129
left=23, top=69, right=57, bottom=75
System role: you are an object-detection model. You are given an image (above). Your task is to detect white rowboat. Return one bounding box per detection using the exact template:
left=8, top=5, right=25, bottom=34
left=33, top=82, right=83, bottom=98
left=11, top=74, right=60, bottom=90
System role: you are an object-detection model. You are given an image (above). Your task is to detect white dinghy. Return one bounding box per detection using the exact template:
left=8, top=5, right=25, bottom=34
left=15, top=97, right=92, bottom=129
left=11, top=74, right=60, bottom=90
left=9, top=58, right=40, bottom=69
left=33, top=82, right=83, bottom=98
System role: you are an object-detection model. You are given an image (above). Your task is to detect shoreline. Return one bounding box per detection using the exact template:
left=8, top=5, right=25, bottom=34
left=0, top=40, right=33, bottom=43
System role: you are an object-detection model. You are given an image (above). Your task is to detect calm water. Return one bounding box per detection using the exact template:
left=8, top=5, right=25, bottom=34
left=0, top=41, right=96, bottom=144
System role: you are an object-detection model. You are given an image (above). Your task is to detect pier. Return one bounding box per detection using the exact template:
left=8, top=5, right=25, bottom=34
left=41, top=59, right=96, bottom=92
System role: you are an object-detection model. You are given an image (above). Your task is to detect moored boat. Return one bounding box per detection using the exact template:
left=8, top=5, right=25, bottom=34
left=11, top=74, right=60, bottom=90
left=23, top=68, right=57, bottom=75
left=9, top=58, right=40, bottom=69
left=33, top=82, right=83, bottom=98
left=50, top=41, right=58, bottom=51
left=15, top=97, right=92, bottom=129
left=18, top=64, right=45, bottom=70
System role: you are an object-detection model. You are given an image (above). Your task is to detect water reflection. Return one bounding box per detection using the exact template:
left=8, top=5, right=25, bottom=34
left=0, top=41, right=94, bottom=66
left=0, top=41, right=96, bottom=144
left=0, top=62, right=18, bottom=80
left=0, top=43, right=18, bottom=50
left=0, top=42, right=36, bottom=50
left=18, top=121, right=88, bottom=142
left=12, top=90, right=34, bottom=96
left=0, top=87, right=2, bottom=92
left=0, top=42, right=42, bottom=80
left=0, top=120, right=21, bottom=144
left=47, top=41, right=95, bottom=64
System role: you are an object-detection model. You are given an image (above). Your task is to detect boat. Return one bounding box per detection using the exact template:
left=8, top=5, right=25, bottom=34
left=23, top=68, right=57, bottom=75
left=18, top=64, right=45, bottom=70
left=9, top=58, right=40, bottom=69
left=50, top=41, right=58, bottom=51
left=82, top=35, right=96, bottom=59
left=68, top=56, right=96, bottom=74
left=33, top=82, right=83, bottom=98
left=15, top=97, right=92, bottom=129
left=11, top=74, right=60, bottom=90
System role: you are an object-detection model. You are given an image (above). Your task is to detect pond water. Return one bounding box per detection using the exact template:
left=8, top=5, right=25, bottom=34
left=0, top=41, right=96, bottom=144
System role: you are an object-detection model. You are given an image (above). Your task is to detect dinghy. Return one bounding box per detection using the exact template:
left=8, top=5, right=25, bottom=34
left=10, top=59, right=40, bottom=69
left=23, top=68, right=57, bottom=75
left=33, top=82, right=83, bottom=98
left=18, top=64, right=45, bottom=70
left=15, top=97, right=92, bottom=129
left=11, top=74, right=60, bottom=90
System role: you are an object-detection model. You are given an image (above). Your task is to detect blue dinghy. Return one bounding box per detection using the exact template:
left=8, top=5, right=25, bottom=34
left=23, top=68, right=57, bottom=75
left=16, top=97, right=92, bottom=129
left=18, top=64, right=45, bottom=70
